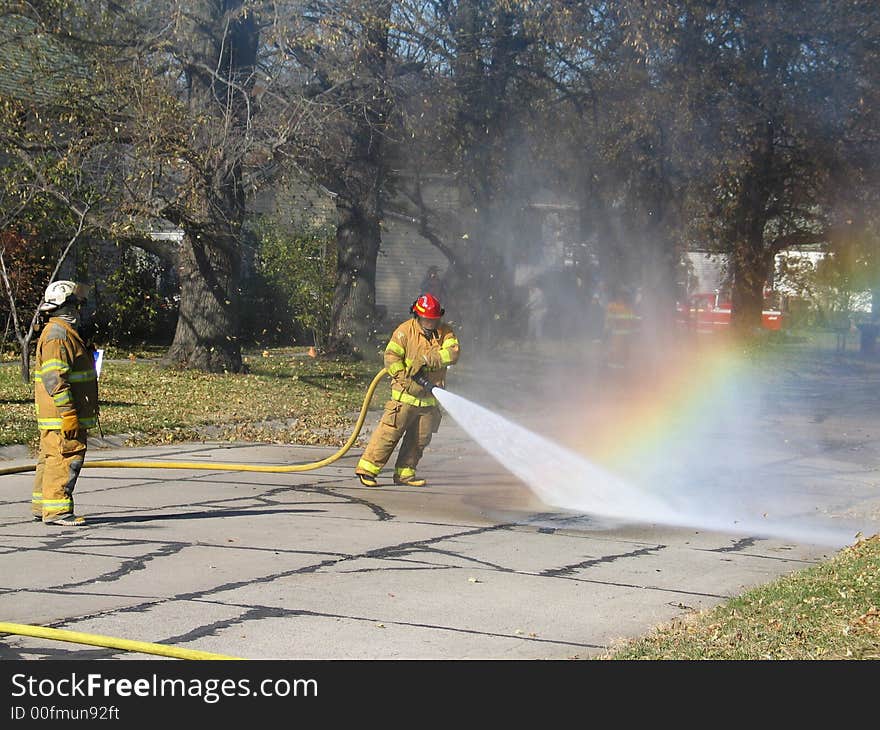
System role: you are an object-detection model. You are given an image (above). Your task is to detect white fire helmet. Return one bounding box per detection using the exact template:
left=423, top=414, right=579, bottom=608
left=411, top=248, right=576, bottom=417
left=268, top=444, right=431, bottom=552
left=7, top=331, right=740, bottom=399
left=38, top=280, right=89, bottom=312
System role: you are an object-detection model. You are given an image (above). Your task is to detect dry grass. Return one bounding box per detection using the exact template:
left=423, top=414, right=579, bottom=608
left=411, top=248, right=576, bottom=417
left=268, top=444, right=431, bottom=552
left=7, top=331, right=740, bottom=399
left=0, top=347, right=387, bottom=452
left=601, top=533, right=880, bottom=660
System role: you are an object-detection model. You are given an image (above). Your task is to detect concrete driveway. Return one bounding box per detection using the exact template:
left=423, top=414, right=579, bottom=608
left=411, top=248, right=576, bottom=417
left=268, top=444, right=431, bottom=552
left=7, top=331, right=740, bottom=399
left=1, top=344, right=878, bottom=660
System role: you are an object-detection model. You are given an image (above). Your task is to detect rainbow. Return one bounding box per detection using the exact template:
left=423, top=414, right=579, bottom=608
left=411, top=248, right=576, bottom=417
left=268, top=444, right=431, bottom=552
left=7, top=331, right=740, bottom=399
left=575, top=337, right=756, bottom=471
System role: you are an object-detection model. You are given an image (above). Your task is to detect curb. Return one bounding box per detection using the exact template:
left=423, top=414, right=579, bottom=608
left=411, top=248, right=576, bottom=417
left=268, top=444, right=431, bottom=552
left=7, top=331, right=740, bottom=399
left=0, top=434, right=136, bottom=464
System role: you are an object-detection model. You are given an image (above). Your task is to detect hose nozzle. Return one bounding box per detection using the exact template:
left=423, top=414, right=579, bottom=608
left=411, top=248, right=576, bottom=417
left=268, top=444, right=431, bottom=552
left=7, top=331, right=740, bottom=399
left=412, top=370, right=434, bottom=393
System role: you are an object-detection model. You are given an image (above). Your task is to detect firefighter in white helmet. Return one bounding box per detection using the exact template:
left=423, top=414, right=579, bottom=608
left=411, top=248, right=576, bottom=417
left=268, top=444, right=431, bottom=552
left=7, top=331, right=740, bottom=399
left=355, top=293, right=460, bottom=487
left=31, top=280, right=98, bottom=526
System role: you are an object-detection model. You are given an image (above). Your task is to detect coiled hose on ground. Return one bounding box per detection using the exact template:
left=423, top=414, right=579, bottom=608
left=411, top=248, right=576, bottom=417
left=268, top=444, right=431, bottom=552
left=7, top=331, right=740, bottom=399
left=0, top=367, right=389, bottom=659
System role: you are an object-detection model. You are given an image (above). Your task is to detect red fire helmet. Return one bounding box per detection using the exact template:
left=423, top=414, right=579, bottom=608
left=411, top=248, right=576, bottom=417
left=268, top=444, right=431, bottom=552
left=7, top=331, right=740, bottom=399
left=411, top=293, right=444, bottom=319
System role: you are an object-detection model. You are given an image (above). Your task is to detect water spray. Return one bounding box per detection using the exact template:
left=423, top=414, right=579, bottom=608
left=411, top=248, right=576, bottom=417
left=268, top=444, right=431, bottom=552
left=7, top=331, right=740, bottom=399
left=431, top=386, right=869, bottom=548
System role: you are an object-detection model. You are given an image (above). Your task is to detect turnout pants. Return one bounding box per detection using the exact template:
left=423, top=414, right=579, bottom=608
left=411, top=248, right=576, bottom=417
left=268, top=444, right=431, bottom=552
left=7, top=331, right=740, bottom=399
left=32, top=429, right=87, bottom=521
left=356, top=400, right=442, bottom=482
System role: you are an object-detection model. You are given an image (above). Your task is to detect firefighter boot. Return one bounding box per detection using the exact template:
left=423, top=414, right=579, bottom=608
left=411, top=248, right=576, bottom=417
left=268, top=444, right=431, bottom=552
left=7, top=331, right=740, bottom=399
left=393, top=468, right=427, bottom=487
left=44, top=513, right=86, bottom=527
left=393, top=476, right=427, bottom=487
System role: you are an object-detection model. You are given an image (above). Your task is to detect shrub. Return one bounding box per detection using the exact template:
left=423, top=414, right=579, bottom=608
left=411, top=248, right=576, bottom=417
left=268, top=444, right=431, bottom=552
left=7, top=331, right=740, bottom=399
left=244, top=216, right=336, bottom=348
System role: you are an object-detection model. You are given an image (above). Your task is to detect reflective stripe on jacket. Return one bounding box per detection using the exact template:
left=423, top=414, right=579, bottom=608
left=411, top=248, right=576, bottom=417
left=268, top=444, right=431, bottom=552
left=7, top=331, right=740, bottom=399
left=34, top=318, right=99, bottom=430
left=606, top=301, right=640, bottom=336
left=384, top=318, right=460, bottom=406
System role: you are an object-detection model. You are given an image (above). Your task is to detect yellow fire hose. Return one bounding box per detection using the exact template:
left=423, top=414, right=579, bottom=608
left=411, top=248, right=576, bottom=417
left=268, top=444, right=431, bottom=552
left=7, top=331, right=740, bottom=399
left=0, top=368, right=389, bottom=658
left=0, top=367, right=388, bottom=476
left=0, top=622, right=241, bottom=659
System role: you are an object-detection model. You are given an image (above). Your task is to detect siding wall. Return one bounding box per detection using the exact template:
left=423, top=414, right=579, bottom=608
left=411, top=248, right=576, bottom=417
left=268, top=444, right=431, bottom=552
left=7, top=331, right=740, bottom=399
left=249, top=176, right=458, bottom=329
left=375, top=177, right=458, bottom=326
left=375, top=219, right=450, bottom=326
left=685, top=252, right=726, bottom=293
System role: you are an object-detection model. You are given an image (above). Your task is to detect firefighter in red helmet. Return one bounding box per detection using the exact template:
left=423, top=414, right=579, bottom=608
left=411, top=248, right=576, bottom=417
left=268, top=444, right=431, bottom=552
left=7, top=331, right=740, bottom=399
left=355, top=293, right=461, bottom=487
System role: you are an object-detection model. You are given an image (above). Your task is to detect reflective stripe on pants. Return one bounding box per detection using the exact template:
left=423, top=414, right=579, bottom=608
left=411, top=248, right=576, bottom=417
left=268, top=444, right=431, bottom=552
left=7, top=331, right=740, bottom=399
left=355, top=399, right=441, bottom=479
left=32, top=429, right=87, bottom=521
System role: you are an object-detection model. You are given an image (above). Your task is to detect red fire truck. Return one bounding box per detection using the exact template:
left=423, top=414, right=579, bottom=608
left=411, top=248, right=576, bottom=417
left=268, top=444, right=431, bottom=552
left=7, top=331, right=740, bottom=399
left=676, top=291, right=785, bottom=334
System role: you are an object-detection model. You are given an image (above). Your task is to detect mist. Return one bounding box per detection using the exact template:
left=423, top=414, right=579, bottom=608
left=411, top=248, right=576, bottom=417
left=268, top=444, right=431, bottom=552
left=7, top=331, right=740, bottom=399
left=441, top=335, right=880, bottom=549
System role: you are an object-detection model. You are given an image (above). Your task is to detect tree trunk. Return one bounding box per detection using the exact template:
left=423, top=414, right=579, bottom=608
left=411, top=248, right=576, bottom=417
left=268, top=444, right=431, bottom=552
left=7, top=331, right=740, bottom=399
left=326, top=3, right=390, bottom=357
left=164, top=230, right=242, bottom=372
left=15, top=317, right=38, bottom=385
left=729, top=173, right=773, bottom=337
left=327, top=197, right=381, bottom=357
left=157, top=0, right=252, bottom=373
left=640, top=231, right=680, bottom=337
left=729, top=123, right=777, bottom=336
left=730, top=240, right=771, bottom=336
left=19, top=340, right=31, bottom=385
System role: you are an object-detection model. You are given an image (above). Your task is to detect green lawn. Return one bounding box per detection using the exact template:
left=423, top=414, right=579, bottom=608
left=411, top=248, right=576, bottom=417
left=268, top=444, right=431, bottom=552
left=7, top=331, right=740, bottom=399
left=0, top=346, right=388, bottom=452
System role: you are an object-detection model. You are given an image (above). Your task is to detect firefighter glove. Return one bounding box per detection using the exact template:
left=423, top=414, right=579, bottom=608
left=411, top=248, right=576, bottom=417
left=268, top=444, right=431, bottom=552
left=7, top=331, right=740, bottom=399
left=60, top=411, right=80, bottom=437
left=423, top=346, right=443, bottom=369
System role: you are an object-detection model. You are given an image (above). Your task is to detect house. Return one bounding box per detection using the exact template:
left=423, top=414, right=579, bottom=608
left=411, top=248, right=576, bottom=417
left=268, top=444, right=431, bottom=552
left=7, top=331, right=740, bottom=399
left=0, top=14, right=88, bottom=103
